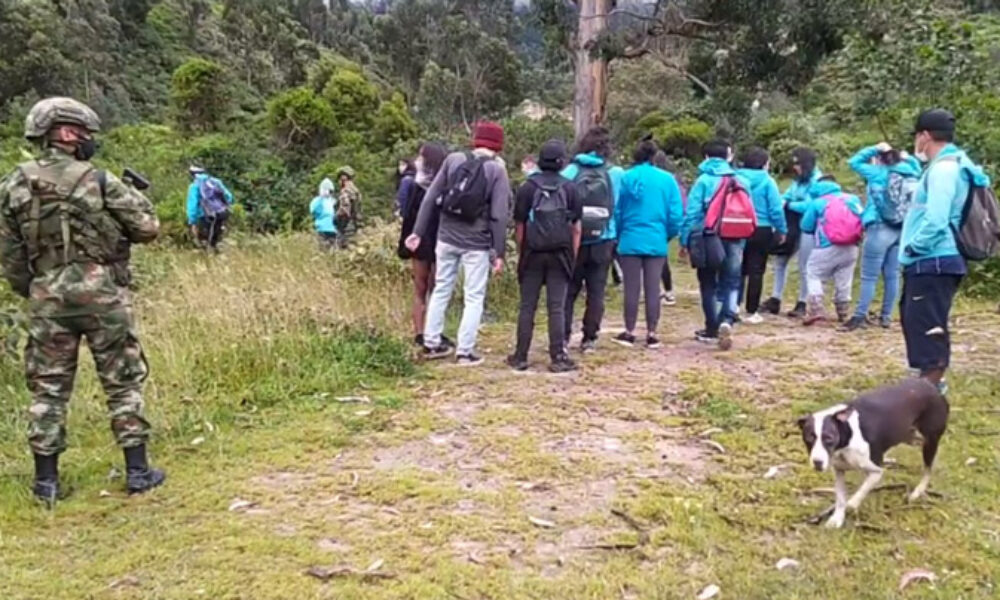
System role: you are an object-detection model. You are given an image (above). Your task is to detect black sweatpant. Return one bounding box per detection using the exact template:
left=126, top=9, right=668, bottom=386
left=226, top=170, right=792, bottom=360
left=661, top=260, right=673, bottom=292
left=515, top=253, right=570, bottom=361
left=197, top=214, right=228, bottom=249
left=900, top=272, right=962, bottom=371
left=741, top=226, right=773, bottom=314
left=620, top=255, right=667, bottom=334
left=565, top=240, right=615, bottom=342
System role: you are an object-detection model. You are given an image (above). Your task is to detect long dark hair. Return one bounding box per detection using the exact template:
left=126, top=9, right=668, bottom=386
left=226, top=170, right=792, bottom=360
left=418, top=142, right=447, bottom=178
left=791, top=147, right=817, bottom=182
left=576, top=126, right=612, bottom=158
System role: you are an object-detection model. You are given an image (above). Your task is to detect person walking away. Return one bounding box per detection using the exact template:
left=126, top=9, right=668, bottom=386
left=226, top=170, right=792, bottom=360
left=800, top=176, right=864, bottom=325
left=681, top=139, right=755, bottom=350
left=310, top=177, right=338, bottom=250
left=736, top=147, right=787, bottom=324
left=560, top=127, right=625, bottom=353
left=507, top=140, right=582, bottom=372
left=187, top=165, right=234, bottom=252
left=652, top=150, right=686, bottom=306
left=761, top=148, right=822, bottom=317
left=614, top=140, right=684, bottom=348
left=0, top=97, right=165, bottom=504
left=407, top=122, right=511, bottom=365
left=336, top=166, right=362, bottom=248
left=901, top=109, right=994, bottom=395
left=395, top=158, right=416, bottom=219
left=397, top=142, right=448, bottom=347
left=842, top=143, right=921, bottom=331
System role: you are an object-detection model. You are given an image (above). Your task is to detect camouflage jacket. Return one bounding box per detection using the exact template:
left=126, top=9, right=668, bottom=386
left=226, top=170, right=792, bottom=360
left=337, top=182, right=362, bottom=231
left=0, top=148, right=159, bottom=317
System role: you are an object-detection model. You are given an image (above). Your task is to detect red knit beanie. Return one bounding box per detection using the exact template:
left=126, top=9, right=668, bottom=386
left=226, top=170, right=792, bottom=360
left=472, top=121, right=505, bottom=153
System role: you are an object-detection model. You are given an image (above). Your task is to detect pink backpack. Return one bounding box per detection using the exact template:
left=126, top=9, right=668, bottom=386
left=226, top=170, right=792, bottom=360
left=820, top=193, right=863, bottom=245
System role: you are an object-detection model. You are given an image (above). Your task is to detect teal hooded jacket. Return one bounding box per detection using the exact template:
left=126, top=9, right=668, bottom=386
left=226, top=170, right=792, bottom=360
left=615, top=162, right=684, bottom=257
left=799, top=180, right=864, bottom=249
left=681, top=158, right=750, bottom=247
left=561, top=153, right=625, bottom=245
left=900, top=143, right=991, bottom=266
left=736, top=167, right=787, bottom=234
left=848, top=146, right=922, bottom=226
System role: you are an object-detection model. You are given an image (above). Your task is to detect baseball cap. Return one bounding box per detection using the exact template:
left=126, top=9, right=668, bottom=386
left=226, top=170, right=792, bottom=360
left=913, top=109, right=956, bottom=135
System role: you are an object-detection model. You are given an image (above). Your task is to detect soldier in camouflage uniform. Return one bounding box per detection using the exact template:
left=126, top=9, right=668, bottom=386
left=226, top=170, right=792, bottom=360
left=335, top=166, right=362, bottom=248
left=0, top=97, right=165, bottom=504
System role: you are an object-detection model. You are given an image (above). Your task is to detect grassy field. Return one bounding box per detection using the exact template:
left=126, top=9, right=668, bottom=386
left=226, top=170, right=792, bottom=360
left=1, top=231, right=999, bottom=599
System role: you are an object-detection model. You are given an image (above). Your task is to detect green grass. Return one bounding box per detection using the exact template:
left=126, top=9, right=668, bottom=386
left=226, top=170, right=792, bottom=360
left=1, top=230, right=999, bottom=599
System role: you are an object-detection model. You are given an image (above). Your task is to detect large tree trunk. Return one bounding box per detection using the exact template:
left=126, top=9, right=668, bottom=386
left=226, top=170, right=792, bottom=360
left=573, top=0, right=610, bottom=143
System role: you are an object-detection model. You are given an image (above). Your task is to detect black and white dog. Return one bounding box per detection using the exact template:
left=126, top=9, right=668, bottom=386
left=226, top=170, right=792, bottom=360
left=797, top=378, right=949, bottom=528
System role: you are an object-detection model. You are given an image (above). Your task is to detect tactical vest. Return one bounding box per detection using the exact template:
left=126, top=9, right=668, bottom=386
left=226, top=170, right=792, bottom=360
left=16, top=159, right=122, bottom=275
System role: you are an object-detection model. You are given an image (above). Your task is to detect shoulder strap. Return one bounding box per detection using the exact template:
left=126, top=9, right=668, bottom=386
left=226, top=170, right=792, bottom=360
left=18, top=161, right=94, bottom=270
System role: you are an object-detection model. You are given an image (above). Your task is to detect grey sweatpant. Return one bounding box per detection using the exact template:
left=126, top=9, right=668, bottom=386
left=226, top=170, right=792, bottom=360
left=620, top=255, right=667, bottom=334
left=806, top=245, right=859, bottom=304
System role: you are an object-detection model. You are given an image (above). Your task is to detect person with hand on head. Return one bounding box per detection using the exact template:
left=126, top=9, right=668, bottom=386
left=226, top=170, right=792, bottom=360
left=842, top=141, right=921, bottom=331
left=507, top=140, right=581, bottom=373
left=406, top=122, right=511, bottom=366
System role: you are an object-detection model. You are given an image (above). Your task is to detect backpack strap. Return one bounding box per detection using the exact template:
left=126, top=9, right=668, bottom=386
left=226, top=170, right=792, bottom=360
left=18, top=161, right=93, bottom=273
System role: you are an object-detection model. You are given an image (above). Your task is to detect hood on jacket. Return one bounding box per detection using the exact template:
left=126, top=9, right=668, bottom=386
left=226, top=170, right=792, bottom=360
left=889, top=158, right=921, bottom=178
left=319, top=177, right=335, bottom=197
left=573, top=152, right=607, bottom=167
left=736, top=168, right=771, bottom=189
left=938, top=144, right=991, bottom=186
left=698, top=157, right=736, bottom=177
left=810, top=179, right=843, bottom=197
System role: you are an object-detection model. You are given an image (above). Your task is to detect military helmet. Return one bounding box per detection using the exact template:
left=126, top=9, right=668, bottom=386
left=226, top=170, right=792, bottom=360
left=337, top=165, right=356, bottom=179
left=24, top=97, right=101, bottom=140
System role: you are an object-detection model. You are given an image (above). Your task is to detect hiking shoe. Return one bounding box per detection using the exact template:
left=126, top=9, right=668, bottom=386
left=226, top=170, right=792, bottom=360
left=745, top=312, right=764, bottom=325
left=580, top=338, right=597, bottom=354
left=835, top=302, right=851, bottom=323
left=32, top=479, right=60, bottom=507
left=841, top=316, right=867, bottom=332
left=695, top=329, right=718, bottom=344
left=646, top=335, right=662, bottom=349
left=613, top=332, right=636, bottom=348
left=879, top=317, right=892, bottom=329
left=32, top=453, right=61, bottom=507
left=549, top=355, right=578, bottom=373
left=455, top=353, right=484, bottom=367
left=441, top=334, right=455, bottom=348
left=506, top=354, right=529, bottom=372
left=761, top=297, right=781, bottom=315
left=661, top=292, right=677, bottom=306
left=414, top=334, right=424, bottom=346
left=787, top=301, right=807, bottom=318
left=124, top=445, right=166, bottom=495
left=422, top=344, right=453, bottom=360
left=718, top=323, right=733, bottom=351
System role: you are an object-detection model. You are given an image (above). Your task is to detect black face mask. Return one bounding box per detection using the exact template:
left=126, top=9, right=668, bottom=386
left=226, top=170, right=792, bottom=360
left=75, top=138, right=97, bottom=161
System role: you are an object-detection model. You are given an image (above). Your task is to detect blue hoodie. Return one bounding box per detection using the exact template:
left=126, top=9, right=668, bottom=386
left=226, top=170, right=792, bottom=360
left=799, top=180, right=864, bottom=248
left=900, top=143, right=991, bottom=266
left=186, top=174, right=234, bottom=225
left=561, top=153, right=625, bottom=245
left=736, top=168, right=787, bottom=234
left=615, top=163, right=684, bottom=257
left=848, top=146, right=922, bottom=226
left=783, top=167, right=824, bottom=215
left=310, top=178, right=337, bottom=234
left=681, top=158, right=749, bottom=246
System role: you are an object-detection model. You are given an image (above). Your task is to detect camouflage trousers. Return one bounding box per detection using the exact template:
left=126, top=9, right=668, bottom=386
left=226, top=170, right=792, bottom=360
left=25, top=307, right=150, bottom=456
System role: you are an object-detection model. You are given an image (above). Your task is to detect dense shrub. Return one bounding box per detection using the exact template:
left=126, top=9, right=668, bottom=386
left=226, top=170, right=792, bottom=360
left=372, top=92, right=419, bottom=150
left=266, top=86, right=337, bottom=152
left=652, top=117, right=714, bottom=161
left=170, top=58, right=231, bottom=133
left=323, top=68, right=380, bottom=130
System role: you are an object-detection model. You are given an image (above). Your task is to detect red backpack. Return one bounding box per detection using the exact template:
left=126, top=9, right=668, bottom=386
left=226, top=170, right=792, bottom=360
left=705, top=176, right=757, bottom=240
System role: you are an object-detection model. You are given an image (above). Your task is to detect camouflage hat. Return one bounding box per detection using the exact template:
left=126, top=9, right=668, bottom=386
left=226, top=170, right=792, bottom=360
left=24, top=97, right=101, bottom=140
left=336, top=166, right=356, bottom=179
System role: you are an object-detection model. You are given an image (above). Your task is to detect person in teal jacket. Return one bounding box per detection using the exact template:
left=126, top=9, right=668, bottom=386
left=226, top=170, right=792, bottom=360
left=763, top=148, right=822, bottom=318
left=310, top=177, right=337, bottom=249
left=843, top=143, right=922, bottom=331
left=901, top=109, right=990, bottom=393
left=186, top=166, right=234, bottom=250
left=560, top=127, right=626, bottom=353
left=799, top=176, right=864, bottom=325
left=612, top=139, right=684, bottom=348
left=680, top=139, right=748, bottom=350
left=736, top=147, right=787, bottom=323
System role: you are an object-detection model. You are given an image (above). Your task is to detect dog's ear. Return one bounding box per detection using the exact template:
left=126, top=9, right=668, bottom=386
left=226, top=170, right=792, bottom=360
left=835, top=408, right=853, bottom=423
left=796, top=416, right=809, bottom=430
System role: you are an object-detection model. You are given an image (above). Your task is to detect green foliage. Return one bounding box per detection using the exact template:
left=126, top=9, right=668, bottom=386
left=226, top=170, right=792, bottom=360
left=170, top=58, right=231, bottom=133
left=500, top=114, right=574, bottom=171
left=322, top=68, right=380, bottom=130
left=266, top=86, right=337, bottom=152
left=372, top=93, right=418, bottom=150
left=651, top=117, right=714, bottom=160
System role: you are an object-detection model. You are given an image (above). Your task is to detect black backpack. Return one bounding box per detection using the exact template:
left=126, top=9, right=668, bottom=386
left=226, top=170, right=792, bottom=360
left=573, top=164, right=613, bottom=242
left=525, top=179, right=573, bottom=252
left=932, top=156, right=1000, bottom=261
left=440, top=152, right=491, bottom=223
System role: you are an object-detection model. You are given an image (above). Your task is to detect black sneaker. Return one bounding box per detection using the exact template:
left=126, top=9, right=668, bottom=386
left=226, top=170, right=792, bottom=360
left=840, top=316, right=868, bottom=332
left=718, top=322, right=734, bottom=351
left=879, top=317, right=892, bottom=329
left=422, top=344, right=453, bottom=360
left=761, top=297, right=781, bottom=315
left=580, top=338, right=597, bottom=354
left=549, top=355, right=578, bottom=373
left=787, top=301, right=807, bottom=318
left=646, top=335, right=662, bottom=349
left=506, top=354, right=529, bottom=372
left=127, top=468, right=167, bottom=495
left=414, top=334, right=424, bottom=346
left=613, top=332, right=636, bottom=348
left=695, top=329, right=718, bottom=344
left=455, top=353, right=484, bottom=367
left=441, top=334, right=455, bottom=348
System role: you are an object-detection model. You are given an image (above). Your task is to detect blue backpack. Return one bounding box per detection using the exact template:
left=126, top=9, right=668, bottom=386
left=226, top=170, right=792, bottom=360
left=198, top=177, right=230, bottom=219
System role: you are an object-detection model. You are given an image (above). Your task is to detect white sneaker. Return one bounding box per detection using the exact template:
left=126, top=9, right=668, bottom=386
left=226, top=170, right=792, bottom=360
left=745, top=312, right=764, bottom=325
left=661, top=292, right=677, bottom=306
left=718, top=323, right=733, bottom=351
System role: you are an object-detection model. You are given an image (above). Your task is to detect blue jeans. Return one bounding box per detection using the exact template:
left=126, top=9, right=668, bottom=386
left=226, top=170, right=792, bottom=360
left=699, top=241, right=744, bottom=334
left=424, top=241, right=491, bottom=354
left=854, top=224, right=902, bottom=320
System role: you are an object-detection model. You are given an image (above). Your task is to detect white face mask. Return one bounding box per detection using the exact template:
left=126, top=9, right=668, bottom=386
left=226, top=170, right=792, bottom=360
left=914, top=135, right=928, bottom=163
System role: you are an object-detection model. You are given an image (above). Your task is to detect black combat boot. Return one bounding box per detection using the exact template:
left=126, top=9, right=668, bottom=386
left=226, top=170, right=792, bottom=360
left=124, top=445, right=166, bottom=495
left=33, top=453, right=60, bottom=507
